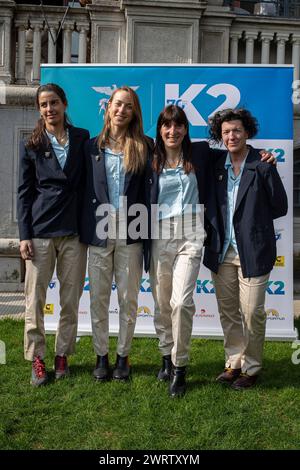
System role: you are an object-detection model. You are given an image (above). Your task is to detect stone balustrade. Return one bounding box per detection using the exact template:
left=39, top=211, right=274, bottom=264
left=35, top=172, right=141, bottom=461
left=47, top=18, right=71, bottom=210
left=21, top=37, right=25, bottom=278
left=1, top=1, right=300, bottom=85
left=1, top=3, right=90, bottom=85
left=230, top=16, right=300, bottom=80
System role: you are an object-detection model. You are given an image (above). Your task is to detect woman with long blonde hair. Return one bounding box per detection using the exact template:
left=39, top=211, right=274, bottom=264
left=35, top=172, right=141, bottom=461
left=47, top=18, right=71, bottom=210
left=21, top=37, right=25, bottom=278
left=81, top=86, right=152, bottom=381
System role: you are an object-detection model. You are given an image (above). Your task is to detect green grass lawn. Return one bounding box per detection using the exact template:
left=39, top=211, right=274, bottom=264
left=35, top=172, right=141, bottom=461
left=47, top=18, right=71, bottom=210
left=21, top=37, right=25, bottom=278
left=0, top=319, right=300, bottom=450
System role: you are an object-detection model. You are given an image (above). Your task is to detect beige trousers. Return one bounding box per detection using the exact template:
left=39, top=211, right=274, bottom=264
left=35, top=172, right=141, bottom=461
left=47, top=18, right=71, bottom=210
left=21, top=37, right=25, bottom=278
left=88, top=240, right=143, bottom=357
left=24, top=236, right=87, bottom=361
left=211, top=246, right=270, bottom=376
left=150, top=218, right=203, bottom=367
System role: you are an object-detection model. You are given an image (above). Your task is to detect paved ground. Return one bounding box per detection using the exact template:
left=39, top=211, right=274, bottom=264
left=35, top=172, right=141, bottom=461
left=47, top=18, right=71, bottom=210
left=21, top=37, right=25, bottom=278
left=0, top=291, right=300, bottom=319
left=0, top=292, right=26, bottom=320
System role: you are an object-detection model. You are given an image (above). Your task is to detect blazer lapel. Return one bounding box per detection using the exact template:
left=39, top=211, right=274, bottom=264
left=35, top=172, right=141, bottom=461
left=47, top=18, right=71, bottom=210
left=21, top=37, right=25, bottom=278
left=123, top=171, right=133, bottom=195
left=234, top=149, right=258, bottom=213
left=63, top=126, right=78, bottom=175
left=215, top=157, right=228, bottom=234
left=234, top=170, right=255, bottom=213
left=150, top=171, right=159, bottom=204
left=37, top=139, right=66, bottom=179
left=92, top=147, right=109, bottom=202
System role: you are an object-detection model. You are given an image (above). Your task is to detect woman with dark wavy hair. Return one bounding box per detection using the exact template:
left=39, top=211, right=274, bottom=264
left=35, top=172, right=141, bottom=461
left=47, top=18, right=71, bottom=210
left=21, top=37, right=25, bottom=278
left=204, top=108, right=288, bottom=390
left=18, top=83, right=89, bottom=386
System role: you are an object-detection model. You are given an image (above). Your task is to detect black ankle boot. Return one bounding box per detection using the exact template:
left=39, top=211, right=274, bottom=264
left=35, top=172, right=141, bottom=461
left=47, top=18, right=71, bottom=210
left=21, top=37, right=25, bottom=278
left=169, top=365, right=187, bottom=397
left=93, top=354, right=110, bottom=381
left=157, top=355, right=172, bottom=381
left=112, top=354, right=131, bottom=380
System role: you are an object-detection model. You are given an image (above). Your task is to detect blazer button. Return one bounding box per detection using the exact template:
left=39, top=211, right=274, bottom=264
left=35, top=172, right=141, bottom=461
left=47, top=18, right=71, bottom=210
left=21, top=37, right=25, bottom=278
left=92, top=199, right=96, bottom=203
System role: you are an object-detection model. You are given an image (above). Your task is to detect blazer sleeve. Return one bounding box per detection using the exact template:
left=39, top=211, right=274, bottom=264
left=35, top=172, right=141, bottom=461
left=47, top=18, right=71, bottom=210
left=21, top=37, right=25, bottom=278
left=261, top=163, right=288, bottom=220
left=17, top=141, right=36, bottom=241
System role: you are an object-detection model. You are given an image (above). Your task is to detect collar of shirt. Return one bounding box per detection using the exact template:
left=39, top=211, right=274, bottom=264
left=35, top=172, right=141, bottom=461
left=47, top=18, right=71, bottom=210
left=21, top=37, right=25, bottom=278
left=224, top=151, right=247, bottom=175
left=46, top=129, right=69, bottom=148
left=105, top=147, right=124, bottom=157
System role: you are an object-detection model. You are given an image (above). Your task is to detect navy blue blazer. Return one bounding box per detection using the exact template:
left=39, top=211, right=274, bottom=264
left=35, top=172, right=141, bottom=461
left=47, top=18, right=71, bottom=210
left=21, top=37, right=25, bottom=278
left=17, top=126, right=90, bottom=241
left=144, top=141, right=221, bottom=272
left=203, top=146, right=288, bottom=277
left=80, top=137, right=152, bottom=247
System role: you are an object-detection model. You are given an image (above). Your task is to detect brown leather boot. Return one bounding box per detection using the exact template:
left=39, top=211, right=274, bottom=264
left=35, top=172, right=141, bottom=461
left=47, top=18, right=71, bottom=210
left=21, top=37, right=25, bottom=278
left=216, top=367, right=241, bottom=384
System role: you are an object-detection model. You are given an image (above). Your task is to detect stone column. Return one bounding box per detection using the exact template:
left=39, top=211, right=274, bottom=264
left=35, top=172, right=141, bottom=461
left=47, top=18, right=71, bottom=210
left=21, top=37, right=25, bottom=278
left=47, top=26, right=57, bottom=64
left=245, top=32, right=257, bottom=64
left=16, top=24, right=27, bottom=84
left=230, top=32, right=240, bottom=64
left=0, top=0, right=15, bottom=84
left=292, top=36, right=300, bottom=81
left=63, top=25, right=73, bottom=63
left=32, top=24, right=42, bottom=83
left=78, top=26, right=88, bottom=63
left=276, top=34, right=289, bottom=64
left=260, top=33, right=273, bottom=64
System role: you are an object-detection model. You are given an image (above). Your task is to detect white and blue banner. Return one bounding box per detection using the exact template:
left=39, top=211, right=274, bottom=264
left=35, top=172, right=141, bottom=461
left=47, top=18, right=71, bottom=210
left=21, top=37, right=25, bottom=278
left=41, top=64, right=295, bottom=340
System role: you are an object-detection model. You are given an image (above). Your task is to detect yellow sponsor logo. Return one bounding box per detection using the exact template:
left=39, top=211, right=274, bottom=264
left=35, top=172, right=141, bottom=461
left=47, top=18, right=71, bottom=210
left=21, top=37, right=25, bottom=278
left=266, top=308, right=280, bottom=317
left=43, top=303, right=54, bottom=315
left=275, top=256, right=285, bottom=267
left=137, top=306, right=153, bottom=317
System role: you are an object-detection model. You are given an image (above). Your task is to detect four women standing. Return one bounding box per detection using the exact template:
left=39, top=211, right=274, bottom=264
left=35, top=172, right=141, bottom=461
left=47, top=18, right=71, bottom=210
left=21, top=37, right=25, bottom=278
left=18, top=84, right=285, bottom=395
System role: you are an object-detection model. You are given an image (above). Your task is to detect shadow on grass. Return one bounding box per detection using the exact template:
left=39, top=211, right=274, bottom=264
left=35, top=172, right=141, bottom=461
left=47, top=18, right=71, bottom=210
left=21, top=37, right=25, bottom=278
left=68, top=361, right=159, bottom=379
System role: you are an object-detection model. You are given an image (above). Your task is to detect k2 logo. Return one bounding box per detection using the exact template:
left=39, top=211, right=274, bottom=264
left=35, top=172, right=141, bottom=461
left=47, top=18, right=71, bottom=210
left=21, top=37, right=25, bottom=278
left=266, top=281, right=285, bottom=295
left=83, top=277, right=90, bottom=291
left=196, top=280, right=215, bottom=294
left=83, top=278, right=118, bottom=291
left=266, top=148, right=285, bottom=163
left=165, top=83, right=241, bottom=126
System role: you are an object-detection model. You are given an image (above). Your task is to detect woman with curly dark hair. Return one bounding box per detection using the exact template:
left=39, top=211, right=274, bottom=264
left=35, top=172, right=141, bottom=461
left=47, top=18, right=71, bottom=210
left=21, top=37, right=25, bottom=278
left=204, top=108, right=288, bottom=390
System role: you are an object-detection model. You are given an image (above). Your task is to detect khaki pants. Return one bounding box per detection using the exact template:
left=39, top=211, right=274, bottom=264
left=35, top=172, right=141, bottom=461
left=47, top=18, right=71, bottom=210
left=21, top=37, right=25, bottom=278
left=88, top=240, right=143, bottom=357
left=211, top=246, right=270, bottom=376
left=150, top=218, right=203, bottom=367
left=24, top=236, right=87, bottom=361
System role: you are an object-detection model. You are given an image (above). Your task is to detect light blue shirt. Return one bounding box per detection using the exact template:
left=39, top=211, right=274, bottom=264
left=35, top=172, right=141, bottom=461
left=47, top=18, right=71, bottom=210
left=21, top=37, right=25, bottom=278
left=220, top=152, right=246, bottom=263
left=104, top=147, right=126, bottom=209
left=157, top=164, right=199, bottom=220
left=46, top=129, right=69, bottom=170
